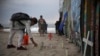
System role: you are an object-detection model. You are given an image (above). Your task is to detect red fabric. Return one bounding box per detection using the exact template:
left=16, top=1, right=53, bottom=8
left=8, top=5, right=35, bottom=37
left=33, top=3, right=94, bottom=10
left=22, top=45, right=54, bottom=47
left=48, top=33, right=52, bottom=40
left=23, top=34, right=29, bottom=45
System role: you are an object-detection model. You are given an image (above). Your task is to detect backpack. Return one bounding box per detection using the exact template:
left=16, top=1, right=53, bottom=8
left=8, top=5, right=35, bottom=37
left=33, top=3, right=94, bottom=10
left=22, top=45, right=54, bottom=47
left=10, top=12, right=30, bottom=21
left=10, top=12, right=30, bottom=27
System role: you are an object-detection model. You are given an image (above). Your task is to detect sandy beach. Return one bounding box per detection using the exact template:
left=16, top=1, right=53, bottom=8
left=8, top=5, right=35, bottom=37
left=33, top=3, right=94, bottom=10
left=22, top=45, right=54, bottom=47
left=0, top=31, right=82, bottom=56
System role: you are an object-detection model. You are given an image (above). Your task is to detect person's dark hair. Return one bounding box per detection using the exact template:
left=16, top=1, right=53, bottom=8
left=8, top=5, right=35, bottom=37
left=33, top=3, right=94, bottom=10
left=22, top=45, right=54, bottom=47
left=40, top=15, right=43, bottom=18
left=30, top=17, right=37, bottom=24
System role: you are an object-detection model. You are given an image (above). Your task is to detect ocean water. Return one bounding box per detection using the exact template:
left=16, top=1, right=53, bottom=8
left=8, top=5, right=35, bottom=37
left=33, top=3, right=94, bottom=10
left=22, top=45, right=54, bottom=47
left=3, top=24, right=56, bottom=33
left=3, top=27, right=55, bottom=33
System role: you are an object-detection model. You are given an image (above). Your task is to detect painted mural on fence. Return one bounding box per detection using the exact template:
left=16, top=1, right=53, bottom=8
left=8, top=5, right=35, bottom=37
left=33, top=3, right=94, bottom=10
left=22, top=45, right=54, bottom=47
left=71, top=0, right=81, bottom=33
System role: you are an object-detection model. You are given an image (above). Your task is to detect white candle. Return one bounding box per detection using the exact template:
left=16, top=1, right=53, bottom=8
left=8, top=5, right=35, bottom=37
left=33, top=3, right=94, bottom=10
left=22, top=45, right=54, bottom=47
left=65, top=49, right=68, bottom=56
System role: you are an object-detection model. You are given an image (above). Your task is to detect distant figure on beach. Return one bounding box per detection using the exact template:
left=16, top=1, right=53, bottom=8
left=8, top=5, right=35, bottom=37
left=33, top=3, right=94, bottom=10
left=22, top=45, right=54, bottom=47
left=55, top=20, right=64, bottom=36
left=38, top=15, right=47, bottom=36
left=55, top=21, right=59, bottom=34
left=7, top=12, right=38, bottom=50
left=0, top=24, right=4, bottom=30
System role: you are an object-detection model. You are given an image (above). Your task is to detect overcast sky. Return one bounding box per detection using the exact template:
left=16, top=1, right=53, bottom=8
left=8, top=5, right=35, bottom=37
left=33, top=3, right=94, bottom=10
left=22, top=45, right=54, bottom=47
left=0, top=0, right=59, bottom=27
